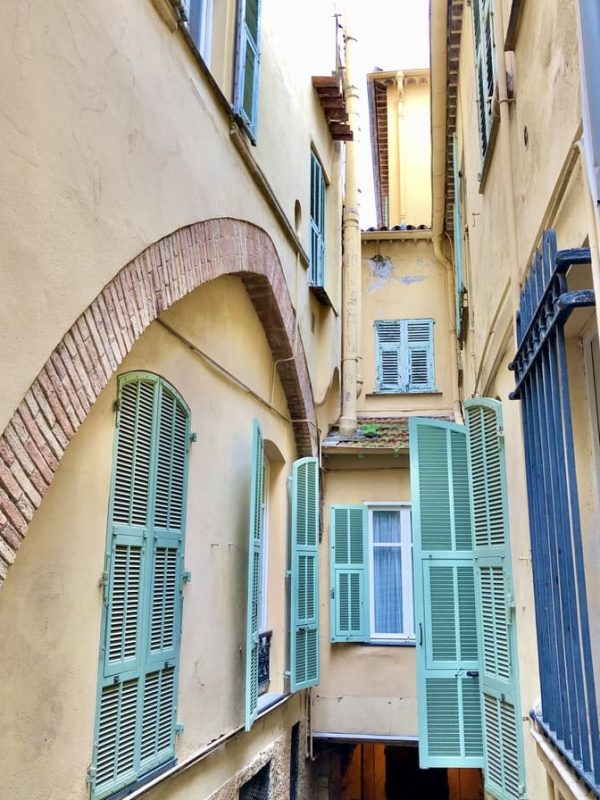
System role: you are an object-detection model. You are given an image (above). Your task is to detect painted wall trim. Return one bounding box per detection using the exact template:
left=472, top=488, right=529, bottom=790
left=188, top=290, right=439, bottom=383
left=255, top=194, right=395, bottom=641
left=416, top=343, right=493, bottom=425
left=0, top=218, right=317, bottom=590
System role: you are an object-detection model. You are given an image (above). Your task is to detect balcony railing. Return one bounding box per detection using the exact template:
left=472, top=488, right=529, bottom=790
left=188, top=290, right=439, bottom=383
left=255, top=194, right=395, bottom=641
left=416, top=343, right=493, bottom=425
left=258, top=630, right=272, bottom=696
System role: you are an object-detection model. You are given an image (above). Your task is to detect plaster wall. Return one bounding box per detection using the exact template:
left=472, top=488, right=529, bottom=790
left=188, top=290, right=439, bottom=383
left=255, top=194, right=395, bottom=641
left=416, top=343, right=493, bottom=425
left=314, top=455, right=417, bottom=737
left=0, top=0, right=342, bottom=434
left=0, top=276, right=304, bottom=799
left=359, top=238, right=456, bottom=417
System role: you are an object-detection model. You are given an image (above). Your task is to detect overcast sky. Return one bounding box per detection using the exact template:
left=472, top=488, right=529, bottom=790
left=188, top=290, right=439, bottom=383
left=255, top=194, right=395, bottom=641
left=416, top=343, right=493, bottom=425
left=351, top=0, right=430, bottom=227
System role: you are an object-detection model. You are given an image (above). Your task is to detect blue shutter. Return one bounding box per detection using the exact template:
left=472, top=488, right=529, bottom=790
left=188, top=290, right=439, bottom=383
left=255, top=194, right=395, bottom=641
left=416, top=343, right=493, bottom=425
left=233, top=0, right=261, bottom=142
left=406, top=320, right=435, bottom=392
left=290, top=457, right=320, bottom=691
left=466, top=399, right=525, bottom=799
left=453, top=134, right=465, bottom=336
left=92, top=374, right=189, bottom=800
left=473, top=0, right=496, bottom=159
left=330, top=506, right=367, bottom=642
left=410, top=418, right=484, bottom=769
left=375, top=321, right=403, bottom=391
left=245, top=420, right=264, bottom=730
left=310, top=153, right=326, bottom=288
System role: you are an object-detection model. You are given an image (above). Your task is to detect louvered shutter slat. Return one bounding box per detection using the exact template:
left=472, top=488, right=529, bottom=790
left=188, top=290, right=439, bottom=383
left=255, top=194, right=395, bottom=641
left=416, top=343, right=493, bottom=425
left=330, top=506, right=367, bottom=642
left=290, top=457, right=320, bottom=691
left=410, top=418, right=484, bottom=768
left=375, top=321, right=403, bottom=390
left=466, top=399, right=525, bottom=800
left=245, top=421, right=264, bottom=730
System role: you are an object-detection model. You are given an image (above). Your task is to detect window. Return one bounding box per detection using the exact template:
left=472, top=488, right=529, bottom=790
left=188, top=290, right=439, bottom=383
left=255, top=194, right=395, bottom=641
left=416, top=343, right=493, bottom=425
left=240, top=762, right=270, bottom=800
left=309, top=151, right=326, bottom=289
left=330, top=504, right=414, bottom=643
left=245, top=427, right=319, bottom=730
left=472, top=0, right=496, bottom=160
left=289, top=723, right=300, bottom=800
left=89, top=374, right=190, bottom=800
left=368, top=507, right=413, bottom=640
left=183, top=0, right=213, bottom=61
left=374, top=319, right=435, bottom=393
left=452, top=133, right=465, bottom=336
left=233, top=0, right=262, bottom=142
left=510, top=230, right=599, bottom=794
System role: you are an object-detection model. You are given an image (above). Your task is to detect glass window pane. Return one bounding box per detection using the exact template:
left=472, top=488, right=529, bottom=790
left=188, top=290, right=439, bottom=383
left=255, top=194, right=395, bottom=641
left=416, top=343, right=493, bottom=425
left=373, top=546, right=403, bottom=634
left=373, top=510, right=401, bottom=543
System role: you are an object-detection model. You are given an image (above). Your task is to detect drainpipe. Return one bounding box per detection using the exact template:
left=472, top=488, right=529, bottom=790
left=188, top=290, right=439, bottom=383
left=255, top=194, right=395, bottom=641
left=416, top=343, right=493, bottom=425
left=340, top=23, right=361, bottom=436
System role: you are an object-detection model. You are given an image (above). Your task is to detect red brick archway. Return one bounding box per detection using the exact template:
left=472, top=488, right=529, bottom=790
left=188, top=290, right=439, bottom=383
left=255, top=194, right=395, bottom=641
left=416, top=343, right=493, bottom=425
left=0, top=218, right=316, bottom=587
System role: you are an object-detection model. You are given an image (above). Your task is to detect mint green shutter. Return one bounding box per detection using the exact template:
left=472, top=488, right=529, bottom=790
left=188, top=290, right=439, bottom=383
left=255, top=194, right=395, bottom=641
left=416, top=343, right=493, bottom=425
left=290, top=457, right=320, bottom=691
left=233, top=0, right=261, bottom=142
left=409, top=418, right=484, bottom=768
left=245, top=420, right=264, bottom=730
left=330, top=506, right=367, bottom=642
left=406, top=320, right=435, bottom=391
left=453, top=133, right=464, bottom=336
left=466, top=399, right=525, bottom=799
left=375, top=321, right=403, bottom=391
left=92, top=375, right=189, bottom=800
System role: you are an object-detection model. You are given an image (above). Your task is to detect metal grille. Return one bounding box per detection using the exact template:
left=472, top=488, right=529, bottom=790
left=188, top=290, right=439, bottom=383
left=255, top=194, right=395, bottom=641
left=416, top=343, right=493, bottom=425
left=239, top=763, right=270, bottom=800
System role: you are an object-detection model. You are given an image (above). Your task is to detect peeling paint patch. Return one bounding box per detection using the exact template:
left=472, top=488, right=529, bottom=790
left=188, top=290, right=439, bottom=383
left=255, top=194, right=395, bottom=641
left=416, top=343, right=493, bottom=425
left=367, top=254, right=427, bottom=291
left=397, top=274, right=425, bottom=285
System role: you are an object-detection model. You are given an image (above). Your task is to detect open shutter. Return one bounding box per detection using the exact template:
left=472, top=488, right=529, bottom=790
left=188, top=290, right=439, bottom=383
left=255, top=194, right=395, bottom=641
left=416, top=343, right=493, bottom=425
left=290, top=457, right=320, bottom=691
left=406, top=320, right=434, bottom=391
left=473, top=0, right=496, bottom=158
left=330, top=506, right=367, bottom=642
left=376, top=321, right=403, bottom=391
left=233, top=0, right=262, bottom=141
left=453, top=134, right=464, bottom=336
left=409, top=418, right=484, bottom=768
left=466, top=399, right=525, bottom=799
left=245, top=420, right=264, bottom=730
left=139, top=383, right=188, bottom=773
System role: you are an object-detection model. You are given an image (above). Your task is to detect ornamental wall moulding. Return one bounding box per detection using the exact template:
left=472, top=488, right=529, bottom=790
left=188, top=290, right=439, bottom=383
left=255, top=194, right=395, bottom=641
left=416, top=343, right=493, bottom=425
left=0, top=217, right=317, bottom=588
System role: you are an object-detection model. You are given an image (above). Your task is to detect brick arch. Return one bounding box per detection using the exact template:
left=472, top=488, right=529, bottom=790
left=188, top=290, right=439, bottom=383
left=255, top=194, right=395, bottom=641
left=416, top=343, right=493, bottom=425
left=0, top=218, right=316, bottom=588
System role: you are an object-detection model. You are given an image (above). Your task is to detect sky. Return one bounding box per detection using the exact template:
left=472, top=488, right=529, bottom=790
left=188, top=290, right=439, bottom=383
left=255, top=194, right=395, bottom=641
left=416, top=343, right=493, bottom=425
left=351, top=0, right=430, bottom=227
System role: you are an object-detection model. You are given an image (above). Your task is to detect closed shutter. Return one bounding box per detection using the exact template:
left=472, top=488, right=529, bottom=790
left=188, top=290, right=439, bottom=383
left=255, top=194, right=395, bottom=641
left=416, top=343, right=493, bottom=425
left=453, top=133, right=464, bottom=336
left=92, top=375, right=189, bottom=800
left=406, top=320, right=434, bottom=391
left=466, top=399, right=525, bottom=799
left=330, top=506, right=367, bottom=642
left=233, top=0, right=262, bottom=142
left=290, top=457, right=320, bottom=691
left=310, top=152, right=326, bottom=288
left=245, top=420, right=264, bottom=730
left=375, top=321, right=403, bottom=391
left=409, top=418, right=484, bottom=768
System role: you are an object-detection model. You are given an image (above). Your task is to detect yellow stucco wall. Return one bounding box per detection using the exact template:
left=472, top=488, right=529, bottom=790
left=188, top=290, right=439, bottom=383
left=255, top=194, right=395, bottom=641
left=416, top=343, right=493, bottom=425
left=0, top=276, right=307, bottom=799
left=0, top=0, right=342, bottom=435
left=314, top=454, right=417, bottom=737
left=359, top=237, right=457, bottom=417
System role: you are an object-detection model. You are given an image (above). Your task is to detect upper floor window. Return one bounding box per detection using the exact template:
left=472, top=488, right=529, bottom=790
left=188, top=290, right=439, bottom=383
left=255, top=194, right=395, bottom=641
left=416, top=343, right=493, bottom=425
left=90, top=374, right=190, bottom=800
left=183, top=0, right=213, bottom=62
left=309, top=151, right=326, bottom=289
left=472, top=0, right=496, bottom=160
left=374, top=319, right=435, bottom=393
left=233, top=0, right=262, bottom=143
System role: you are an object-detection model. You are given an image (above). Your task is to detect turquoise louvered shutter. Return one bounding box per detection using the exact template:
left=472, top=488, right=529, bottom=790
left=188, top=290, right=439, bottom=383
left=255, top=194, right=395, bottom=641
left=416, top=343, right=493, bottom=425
left=245, top=420, right=264, bottom=729
left=465, top=399, right=525, bottom=799
left=233, top=0, right=262, bottom=142
left=290, top=457, right=320, bottom=691
left=330, top=506, right=367, bottom=642
left=409, top=418, right=484, bottom=769
left=92, top=375, right=189, bottom=800
left=453, top=133, right=465, bottom=336
left=309, top=152, right=326, bottom=288
left=406, top=320, right=435, bottom=392
left=473, top=0, right=496, bottom=159
left=375, top=321, right=403, bottom=391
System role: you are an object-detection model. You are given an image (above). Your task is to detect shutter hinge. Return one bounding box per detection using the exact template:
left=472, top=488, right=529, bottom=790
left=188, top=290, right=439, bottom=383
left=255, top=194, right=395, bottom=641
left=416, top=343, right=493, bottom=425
left=86, top=765, right=96, bottom=785
left=283, top=670, right=291, bottom=678
left=498, top=426, right=505, bottom=450
left=99, top=571, right=109, bottom=605
left=175, top=722, right=185, bottom=736
left=330, top=589, right=335, bottom=599
left=182, top=570, right=192, bottom=584
left=285, top=569, right=292, bottom=579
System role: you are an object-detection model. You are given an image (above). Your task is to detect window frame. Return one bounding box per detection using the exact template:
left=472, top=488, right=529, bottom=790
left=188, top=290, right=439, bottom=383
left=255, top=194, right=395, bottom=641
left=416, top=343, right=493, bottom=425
left=366, top=503, right=414, bottom=642
left=233, top=0, right=262, bottom=143
left=374, top=318, right=435, bottom=394
left=258, top=456, right=269, bottom=633
left=309, top=150, right=326, bottom=289
left=183, top=0, right=213, bottom=62
left=471, top=0, right=498, bottom=174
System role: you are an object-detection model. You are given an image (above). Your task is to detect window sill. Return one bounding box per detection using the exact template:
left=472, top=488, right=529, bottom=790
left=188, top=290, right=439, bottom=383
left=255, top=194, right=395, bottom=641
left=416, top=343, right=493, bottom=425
left=362, top=640, right=416, bottom=648
left=256, top=691, right=288, bottom=718
left=308, top=283, right=335, bottom=309
left=103, top=758, right=177, bottom=800
left=367, top=390, right=441, bottom=397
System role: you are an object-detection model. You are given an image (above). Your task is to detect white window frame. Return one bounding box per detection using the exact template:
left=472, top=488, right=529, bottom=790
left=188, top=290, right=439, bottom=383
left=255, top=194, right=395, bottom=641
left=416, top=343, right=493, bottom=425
left=366, top=503, right=414, bottom=642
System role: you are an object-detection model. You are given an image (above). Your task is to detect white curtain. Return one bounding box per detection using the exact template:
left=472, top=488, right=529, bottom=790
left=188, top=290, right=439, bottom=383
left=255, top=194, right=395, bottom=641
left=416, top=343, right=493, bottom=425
left=373, top=511, right=403, bottom=634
